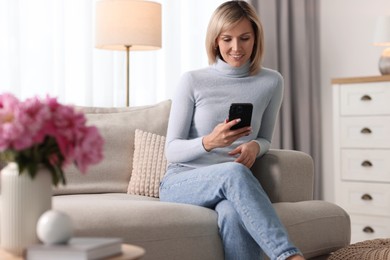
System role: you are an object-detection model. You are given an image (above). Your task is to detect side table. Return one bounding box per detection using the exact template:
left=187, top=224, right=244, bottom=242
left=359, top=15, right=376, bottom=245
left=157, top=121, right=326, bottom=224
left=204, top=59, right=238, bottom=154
left=0, top=244, right=145, bottom=260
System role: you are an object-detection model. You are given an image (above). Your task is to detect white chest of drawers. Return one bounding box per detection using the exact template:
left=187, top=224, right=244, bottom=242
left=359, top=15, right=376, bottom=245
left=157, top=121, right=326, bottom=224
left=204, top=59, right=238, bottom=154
left=333, top=75, right=390, bottom=243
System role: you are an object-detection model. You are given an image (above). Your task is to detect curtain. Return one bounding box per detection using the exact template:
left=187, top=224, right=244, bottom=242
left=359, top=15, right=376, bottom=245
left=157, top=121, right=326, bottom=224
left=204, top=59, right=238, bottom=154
left=250, top=0, right=322, bottom=199
left=0, top=0, right=225, bottom=107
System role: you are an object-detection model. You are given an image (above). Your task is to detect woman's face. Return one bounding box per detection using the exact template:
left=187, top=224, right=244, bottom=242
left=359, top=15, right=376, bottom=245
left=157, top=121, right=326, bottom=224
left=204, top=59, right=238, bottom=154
left=217, top=18, right=255, bottom=67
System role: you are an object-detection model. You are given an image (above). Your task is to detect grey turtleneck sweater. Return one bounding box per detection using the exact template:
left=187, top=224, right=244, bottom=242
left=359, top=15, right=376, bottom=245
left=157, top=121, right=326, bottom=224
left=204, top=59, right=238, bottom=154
left=165, top=58, right=283, bottom=169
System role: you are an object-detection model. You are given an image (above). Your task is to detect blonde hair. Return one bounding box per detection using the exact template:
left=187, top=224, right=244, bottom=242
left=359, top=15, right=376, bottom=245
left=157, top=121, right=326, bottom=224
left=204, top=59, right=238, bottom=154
left=205, top=1, right=264, bottom=75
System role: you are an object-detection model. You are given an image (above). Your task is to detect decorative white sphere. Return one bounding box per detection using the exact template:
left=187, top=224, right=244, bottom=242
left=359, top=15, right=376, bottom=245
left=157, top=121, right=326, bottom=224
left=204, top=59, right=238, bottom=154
left=37, top=210, right=73, bottom=244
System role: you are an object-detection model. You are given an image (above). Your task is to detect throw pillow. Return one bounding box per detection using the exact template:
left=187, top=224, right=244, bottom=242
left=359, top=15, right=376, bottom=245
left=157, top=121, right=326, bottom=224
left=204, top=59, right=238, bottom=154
left=128, top=129, right=167, bottom=198
left=53, top=100, right=171, bottom=195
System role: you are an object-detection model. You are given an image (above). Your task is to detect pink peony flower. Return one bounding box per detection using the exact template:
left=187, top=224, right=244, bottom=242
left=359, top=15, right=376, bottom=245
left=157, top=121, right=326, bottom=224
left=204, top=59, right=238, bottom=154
left=0, top=93, right=19, bottom=110
left=0, top=93, right=104, bottom=186
left=17, top=96, right=51, bottom=147
left=0, top=93, right=27, bottom=150
left=73, top=126, right=104, bottom=173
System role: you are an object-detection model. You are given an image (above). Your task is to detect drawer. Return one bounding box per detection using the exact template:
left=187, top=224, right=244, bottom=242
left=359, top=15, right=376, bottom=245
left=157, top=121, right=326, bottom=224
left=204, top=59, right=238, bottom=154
left=340, top=116, right=390, bottom=148
left=350, top=214, right=390, bottom=243
left=341, top=149, right=390, bottom=182
left=340, top=83, right=390, bottom=116
left=338, top=182, right=390, bottom=217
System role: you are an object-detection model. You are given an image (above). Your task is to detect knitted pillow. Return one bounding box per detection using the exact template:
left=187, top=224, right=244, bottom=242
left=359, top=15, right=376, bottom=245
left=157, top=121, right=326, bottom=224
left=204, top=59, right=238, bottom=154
left=329, top=239, right=390, bottom=260
left=127, top=129, right=167, bottom=198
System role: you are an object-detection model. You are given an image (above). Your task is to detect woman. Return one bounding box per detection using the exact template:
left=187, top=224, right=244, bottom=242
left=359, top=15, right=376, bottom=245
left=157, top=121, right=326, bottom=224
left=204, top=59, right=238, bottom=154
left=159, top=1, right=305, bottom=260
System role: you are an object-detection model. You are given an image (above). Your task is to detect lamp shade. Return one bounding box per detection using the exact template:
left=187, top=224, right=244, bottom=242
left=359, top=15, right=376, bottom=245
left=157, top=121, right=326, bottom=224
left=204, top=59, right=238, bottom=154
left=95, top=0, right=162, bottom=51
left=373, top=15, right=390, bottom=46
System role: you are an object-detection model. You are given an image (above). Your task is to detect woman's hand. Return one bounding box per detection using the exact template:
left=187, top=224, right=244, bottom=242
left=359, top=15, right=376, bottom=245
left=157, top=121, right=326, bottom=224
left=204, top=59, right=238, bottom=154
left=202, top=119, right=252, bottom=152
left=228, top=141, right=260, bottom=168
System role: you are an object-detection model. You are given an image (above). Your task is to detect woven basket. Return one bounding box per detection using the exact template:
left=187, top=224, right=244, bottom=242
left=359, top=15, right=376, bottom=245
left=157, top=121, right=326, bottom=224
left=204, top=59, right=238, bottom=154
left=329, top=239, right=390, bottom=260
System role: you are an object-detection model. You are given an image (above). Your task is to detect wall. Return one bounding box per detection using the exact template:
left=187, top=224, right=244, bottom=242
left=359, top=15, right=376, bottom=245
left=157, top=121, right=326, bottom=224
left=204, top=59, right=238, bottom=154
left=320, top=0, right=390, bottom=202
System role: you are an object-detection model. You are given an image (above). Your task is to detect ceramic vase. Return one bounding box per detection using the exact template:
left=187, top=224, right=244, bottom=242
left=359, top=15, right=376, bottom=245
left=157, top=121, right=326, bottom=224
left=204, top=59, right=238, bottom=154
left=0, top=162, right=52, bottom=256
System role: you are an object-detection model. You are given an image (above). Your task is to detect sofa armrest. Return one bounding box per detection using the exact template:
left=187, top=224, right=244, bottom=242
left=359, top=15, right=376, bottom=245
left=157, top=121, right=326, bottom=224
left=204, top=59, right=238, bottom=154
left=250, top=149, right=314, bottom=203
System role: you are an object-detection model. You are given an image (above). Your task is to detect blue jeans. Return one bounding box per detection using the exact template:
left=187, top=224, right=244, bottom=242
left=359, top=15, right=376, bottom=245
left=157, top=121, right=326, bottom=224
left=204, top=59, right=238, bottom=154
left=159, top=162, right=301, bottom=260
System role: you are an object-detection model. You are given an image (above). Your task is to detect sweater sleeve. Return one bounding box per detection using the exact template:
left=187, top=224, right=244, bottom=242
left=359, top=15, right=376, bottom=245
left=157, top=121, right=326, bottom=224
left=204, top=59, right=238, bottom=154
left=165, top=73, right=209, bottom=163
left=255, top=72, right=284, bottom=157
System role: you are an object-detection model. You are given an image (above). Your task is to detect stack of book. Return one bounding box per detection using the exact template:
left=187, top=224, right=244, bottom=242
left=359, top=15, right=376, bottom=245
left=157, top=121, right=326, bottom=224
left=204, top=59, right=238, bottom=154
left=26, top=237, right=123, bottom=260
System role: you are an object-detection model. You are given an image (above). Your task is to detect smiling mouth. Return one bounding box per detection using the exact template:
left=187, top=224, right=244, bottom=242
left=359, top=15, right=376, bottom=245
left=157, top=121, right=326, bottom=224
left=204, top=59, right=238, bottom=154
left=229, top=54, right=244, bottom=59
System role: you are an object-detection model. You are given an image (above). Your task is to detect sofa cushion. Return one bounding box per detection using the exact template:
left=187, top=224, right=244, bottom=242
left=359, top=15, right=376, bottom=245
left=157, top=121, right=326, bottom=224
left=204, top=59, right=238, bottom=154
left=128, top=129, right=167, bottom=198
left=53, top=193, right=224, bottom=260
left=52, top=194, right=349, bottom=260
left=53, top=100, right=171, bottom=195
left=273, top=200, right=351, bottom=259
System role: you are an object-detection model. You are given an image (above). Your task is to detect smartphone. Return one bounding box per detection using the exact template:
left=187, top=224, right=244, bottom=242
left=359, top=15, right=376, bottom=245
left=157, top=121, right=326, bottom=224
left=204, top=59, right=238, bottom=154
left=228, top=103, right=253, bottom=130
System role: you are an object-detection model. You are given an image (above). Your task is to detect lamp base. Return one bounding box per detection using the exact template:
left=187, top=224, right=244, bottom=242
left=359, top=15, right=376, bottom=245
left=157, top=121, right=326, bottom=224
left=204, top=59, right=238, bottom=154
left=379, top=48, right=390, bottom=75
left=379, top=56, right=390, bottom=75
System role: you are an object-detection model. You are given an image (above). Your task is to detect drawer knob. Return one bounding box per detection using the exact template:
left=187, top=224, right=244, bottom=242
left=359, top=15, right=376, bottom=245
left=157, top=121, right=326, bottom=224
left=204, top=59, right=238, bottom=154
left=360, top=128, right=372, bottom=134
left=363, top=226, right=375, bottom=233
left=361, top=193, right=373, bottom=201
left=361, top=160, right=373, bottom=167
left=361, top=95, right=372, bottom=101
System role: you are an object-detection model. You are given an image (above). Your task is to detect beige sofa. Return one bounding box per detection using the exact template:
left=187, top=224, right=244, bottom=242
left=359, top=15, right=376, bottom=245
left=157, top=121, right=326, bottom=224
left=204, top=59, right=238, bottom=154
left=45, top=100, right=349, bottom=259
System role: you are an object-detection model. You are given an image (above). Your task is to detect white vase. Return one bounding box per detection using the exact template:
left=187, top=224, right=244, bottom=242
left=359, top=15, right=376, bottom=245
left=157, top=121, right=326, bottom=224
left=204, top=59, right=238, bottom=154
left=0, top=162, right=52, bottom=256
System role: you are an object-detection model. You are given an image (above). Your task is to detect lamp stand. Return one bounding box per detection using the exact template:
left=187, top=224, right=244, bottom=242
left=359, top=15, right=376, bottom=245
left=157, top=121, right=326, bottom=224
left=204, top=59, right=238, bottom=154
left=125, top=45, right=131, bottom=106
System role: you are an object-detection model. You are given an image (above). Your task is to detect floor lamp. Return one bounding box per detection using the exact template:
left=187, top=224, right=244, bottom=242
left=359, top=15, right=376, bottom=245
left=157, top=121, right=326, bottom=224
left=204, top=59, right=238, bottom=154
left=95, top=0, right=162, bottom=106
